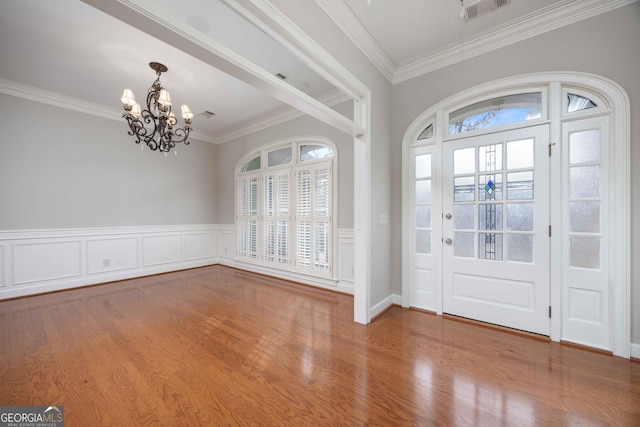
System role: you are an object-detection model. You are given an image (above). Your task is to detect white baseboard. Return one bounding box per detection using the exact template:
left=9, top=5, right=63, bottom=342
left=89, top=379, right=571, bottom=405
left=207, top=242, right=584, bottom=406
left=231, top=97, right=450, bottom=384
left=370, top=294, right=394, bottom=320
left=391, top=293, right=402, bottom=306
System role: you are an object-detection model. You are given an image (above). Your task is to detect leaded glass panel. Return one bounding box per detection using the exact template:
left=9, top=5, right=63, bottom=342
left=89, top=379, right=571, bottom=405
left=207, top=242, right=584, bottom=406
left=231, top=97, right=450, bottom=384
left=454, top=176, right=475, bottom=202
left=478, top=233, right=503, bottom=261
left=507, top=171, right=534, bottom=200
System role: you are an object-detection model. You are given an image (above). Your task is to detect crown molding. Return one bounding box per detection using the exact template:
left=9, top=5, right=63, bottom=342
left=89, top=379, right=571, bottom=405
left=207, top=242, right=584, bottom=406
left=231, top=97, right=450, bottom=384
left=314, top=0, right=396, bottom=83
left=393, top=0, right=640, bottom=84
left=316, top=0, right=639, bottom=85
left=215, top=88, right=351, bottom=143
left=0, top=78, right=121, bottom=121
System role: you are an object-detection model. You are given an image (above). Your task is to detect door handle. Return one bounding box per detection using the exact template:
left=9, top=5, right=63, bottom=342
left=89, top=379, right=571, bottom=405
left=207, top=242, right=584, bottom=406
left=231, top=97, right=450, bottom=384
left=445, top=238, right=453, bottom=245
left=445, top=213, right=452, bottom=220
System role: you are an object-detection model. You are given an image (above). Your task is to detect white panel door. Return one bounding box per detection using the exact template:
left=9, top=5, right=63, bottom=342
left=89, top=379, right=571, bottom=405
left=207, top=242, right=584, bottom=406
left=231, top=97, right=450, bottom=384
left=443, top=125, right=550, bottom=335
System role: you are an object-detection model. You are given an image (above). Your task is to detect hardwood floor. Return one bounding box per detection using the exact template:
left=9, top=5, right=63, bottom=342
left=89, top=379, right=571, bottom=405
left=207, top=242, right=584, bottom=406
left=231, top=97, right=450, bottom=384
left=1, top=265, right=638, bottom=426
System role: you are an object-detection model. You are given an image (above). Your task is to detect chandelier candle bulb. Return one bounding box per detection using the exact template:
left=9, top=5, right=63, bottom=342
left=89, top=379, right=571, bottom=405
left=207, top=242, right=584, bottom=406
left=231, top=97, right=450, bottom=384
left=120, top=62, right=193, bottom=153
left=130, top=103, right=141, bottom=117
left=121, top=89, right=136, bottom=107
left=158, top=89, right=171, bottom=106
left=181, top=105, right=193, bottom=121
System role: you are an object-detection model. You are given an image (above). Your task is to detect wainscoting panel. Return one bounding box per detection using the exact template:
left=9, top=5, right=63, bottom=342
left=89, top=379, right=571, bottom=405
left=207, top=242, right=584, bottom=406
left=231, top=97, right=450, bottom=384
left=13, top=240, right=82, bottom=285
left=142, top=235, right=182, bottom=267
left=338, top=229, right=355, bottom=293
left=87, top=237, right=138, bottom=274
left=0, top=245, right=5, bottom=287
left=185, top=233, right=217, bottom=261
left=217, top=227, right=235, bottom=260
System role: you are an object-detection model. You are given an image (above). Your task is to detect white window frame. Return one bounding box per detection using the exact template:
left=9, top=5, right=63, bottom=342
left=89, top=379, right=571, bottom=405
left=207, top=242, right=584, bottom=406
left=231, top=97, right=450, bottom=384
left=235, top=136, right=338, bottom=281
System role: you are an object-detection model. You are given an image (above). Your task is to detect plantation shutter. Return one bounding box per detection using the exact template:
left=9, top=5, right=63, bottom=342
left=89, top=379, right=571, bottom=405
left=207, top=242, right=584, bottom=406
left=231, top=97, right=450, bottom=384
left=297, top=169, right=312, bottom=269
left=236, top=174, right=260, bottom=260
left=236, top=177, right=248, bottom=258
left=313, top=165, right=331, bottom=272
left=296, top=161, right=331, bottom=275
left=264, top=170, right=290, bottom=266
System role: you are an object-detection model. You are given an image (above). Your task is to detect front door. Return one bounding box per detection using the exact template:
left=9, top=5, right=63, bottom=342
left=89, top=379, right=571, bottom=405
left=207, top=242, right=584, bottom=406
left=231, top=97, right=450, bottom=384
left=442, top=125, right=550, bottom=335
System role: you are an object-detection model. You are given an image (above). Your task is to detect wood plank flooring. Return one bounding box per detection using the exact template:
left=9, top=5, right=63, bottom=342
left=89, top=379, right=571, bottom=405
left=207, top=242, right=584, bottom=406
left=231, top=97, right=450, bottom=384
left=1, top=265, right=639, bottom=426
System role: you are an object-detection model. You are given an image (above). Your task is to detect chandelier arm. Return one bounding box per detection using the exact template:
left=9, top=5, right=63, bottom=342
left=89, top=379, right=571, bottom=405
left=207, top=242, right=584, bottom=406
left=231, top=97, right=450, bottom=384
left=172, top=127, right=191, bottom=145
left=123, top=113, right=146, bottom=144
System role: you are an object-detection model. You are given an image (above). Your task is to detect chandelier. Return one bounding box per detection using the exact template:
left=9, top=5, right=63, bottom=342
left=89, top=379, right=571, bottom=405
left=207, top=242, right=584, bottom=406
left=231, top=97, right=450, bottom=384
left=120, top=62, right=193, bottom=154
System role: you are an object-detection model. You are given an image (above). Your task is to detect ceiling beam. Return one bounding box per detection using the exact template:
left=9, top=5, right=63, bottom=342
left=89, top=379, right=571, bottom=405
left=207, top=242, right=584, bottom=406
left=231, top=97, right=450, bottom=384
left=81, top=0, right=365, bottom=137
left=222, top=0, right=371, bottom=100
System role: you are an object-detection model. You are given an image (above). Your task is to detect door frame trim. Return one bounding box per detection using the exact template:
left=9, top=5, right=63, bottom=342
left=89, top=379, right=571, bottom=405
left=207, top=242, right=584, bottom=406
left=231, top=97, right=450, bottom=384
left=401, top=72, right=630, bottom=358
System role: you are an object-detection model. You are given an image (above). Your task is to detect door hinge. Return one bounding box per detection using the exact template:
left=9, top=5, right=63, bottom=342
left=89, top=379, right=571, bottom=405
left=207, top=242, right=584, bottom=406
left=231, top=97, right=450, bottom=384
left=548, top=142, right=556, bottom=157
left=549, top=306, right=552, bottom=318
left=548, top=225, right=552, bottom=237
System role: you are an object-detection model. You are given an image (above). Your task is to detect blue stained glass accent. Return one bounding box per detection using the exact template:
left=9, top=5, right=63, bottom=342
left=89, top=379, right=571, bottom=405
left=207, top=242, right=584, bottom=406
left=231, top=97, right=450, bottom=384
left=485, top=180, right=496, bottom=194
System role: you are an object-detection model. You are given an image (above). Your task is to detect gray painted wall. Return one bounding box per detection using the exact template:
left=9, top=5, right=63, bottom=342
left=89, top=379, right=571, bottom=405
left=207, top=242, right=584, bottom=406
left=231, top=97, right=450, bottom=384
left=216, top=101, right=354, bottom=229
left=390, top=3, right=640, bottom=343
left=0, top=94, right=218, bottom=229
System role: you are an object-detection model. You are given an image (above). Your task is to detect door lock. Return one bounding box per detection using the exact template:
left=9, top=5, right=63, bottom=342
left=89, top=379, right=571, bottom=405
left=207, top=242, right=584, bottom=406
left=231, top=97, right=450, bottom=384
left=445, top=238, right=453, bottom=245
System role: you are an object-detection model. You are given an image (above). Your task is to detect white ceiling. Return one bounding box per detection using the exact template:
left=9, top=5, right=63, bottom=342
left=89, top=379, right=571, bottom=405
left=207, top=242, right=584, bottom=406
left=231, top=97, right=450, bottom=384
left=0, top=0, right=630, bottom=143
left=346, top=0, right=562, bottom=66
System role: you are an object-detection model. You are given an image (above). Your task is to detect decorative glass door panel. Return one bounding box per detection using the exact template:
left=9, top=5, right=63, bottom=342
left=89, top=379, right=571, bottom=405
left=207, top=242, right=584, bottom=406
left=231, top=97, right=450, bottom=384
left=443, top=125, right=550, bottom=335
left=561, top=117, right=610, bottom=349
left=409, top=146, right=435, bottom=310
